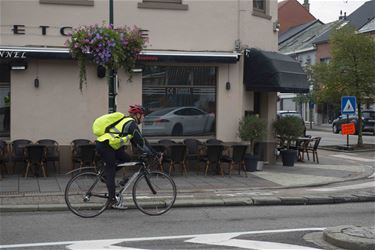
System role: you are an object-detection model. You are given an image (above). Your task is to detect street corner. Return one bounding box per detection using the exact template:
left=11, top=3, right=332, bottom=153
left=323, top=225, right=375, bottom=250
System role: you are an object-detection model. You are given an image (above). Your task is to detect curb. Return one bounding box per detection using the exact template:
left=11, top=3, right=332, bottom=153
left=1, top=193, right=374, bottom=213
left=323, top=225, right=375, bottom=250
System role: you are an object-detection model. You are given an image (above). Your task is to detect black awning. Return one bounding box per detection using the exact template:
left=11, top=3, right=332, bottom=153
left=243, top=48, right=309, bottom=93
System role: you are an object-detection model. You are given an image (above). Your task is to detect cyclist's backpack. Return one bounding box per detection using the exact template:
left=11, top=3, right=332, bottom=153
left=92, top=112, right=125, bottom=137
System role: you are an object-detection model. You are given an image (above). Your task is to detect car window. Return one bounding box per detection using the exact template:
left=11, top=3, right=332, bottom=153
left=174, top=108, right=205, bottom=116
left=280, top=113, right=302, bottom=119
left=362, top=112, right=375, bottom=119
left=175, top=108, right=191, bottom=116
left=190, top=108, right=205, bottom=115
left=148, top=107, right=176, bottom=116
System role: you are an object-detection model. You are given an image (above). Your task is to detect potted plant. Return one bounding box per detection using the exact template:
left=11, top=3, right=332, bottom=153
left=238, top=115, right=267, bottom=171
left=65, top=23, right=147, bottom=91
left=273, top=116, right=305, bottom=166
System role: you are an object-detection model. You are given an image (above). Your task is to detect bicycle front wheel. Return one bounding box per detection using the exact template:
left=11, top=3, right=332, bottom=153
left=65, top=172, right=109, bottom=218
left=132, top=171, right=177, bottom=216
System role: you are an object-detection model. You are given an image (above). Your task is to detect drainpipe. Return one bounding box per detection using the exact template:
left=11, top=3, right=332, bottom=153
left=108, top=0, right=117, bottom=112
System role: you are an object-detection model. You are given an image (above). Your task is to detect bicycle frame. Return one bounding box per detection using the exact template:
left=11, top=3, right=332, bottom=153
left=116, top=160, right=154, bottom=195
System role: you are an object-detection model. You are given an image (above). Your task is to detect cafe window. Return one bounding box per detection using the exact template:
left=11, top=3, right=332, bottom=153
left=138, top=0, right=188, bottom=10
left=0, top=64, right=10, bottom=137
left=39, top=0, right=94, bottom=6
left=142, top=66, right=216, bottom=137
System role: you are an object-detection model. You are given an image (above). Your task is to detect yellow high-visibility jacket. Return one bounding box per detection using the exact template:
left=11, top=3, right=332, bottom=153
left=96, top=117, right=135, bottom=150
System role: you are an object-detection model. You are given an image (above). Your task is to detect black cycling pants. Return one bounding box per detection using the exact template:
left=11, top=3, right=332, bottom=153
left=96, top=142, right=130, bottom=200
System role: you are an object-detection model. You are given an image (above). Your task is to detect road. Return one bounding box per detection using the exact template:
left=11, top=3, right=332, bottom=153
left=1, top=202, right=374, bottom=249
left=307, top=129, right=375, bottom=146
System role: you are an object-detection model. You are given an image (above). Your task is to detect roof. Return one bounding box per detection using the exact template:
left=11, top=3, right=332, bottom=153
left=279, top=20, right=322, bottom=44
left=280, top=21, right=338, bottom=54
left=278, top=0, right=317, bottom=34
left=346, top=0, right=375, bottom=30
left=243, top=49, right=309, bottom=93
left=313, top=0, right=375, bottom=44
left=359, top=17, right=375, bottom=33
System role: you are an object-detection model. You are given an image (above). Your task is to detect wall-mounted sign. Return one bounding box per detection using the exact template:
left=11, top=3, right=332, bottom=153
left=0, top=51, right=26, bottom=59
left=10, top=25, right=73, bottom=36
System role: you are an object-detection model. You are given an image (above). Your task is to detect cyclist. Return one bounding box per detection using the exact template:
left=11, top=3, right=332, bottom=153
left=95, top=105, right=159, bottom=209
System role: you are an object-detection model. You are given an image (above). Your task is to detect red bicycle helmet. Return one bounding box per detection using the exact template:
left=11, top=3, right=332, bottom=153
left=128, top=105, right=145, bottom=115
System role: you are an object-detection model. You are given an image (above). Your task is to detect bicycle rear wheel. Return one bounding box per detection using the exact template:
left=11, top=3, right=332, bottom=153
left=65, top=172, right=109, bottom=218
left=132, top=171, right=177, bottom=216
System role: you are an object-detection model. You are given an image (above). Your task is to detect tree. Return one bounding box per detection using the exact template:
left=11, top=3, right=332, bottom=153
left=312, top=25, right=375, bottom=145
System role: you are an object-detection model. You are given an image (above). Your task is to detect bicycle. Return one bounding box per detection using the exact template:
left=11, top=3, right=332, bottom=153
left=64, top=153, right=177, bottom=218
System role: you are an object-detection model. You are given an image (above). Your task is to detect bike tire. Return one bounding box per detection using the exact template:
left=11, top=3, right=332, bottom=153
left=132, top=171, right=177, bottom=216
left=65, top=172, right=109, bottom=218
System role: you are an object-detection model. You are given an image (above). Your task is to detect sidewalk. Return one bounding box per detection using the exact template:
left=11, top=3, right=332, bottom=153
left=1, top=160, right=374, bottom=211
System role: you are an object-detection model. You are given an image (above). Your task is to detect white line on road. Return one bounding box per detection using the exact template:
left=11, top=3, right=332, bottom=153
left=310, top=181, right=375, bottom=192
left=331, top=154, right=375, bottom=163
left=0, top=228, right=325, bottom=249
left=186, top=232, right=322, bottom=250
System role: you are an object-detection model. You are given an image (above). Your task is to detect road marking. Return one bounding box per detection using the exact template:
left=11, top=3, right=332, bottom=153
left=186, top=233, right=322, bottom=250
left=310, top=181, right=375, bottom=192
left=0, top=228, right=324, bottom=249
left=331, top=154, right=375, bottom=163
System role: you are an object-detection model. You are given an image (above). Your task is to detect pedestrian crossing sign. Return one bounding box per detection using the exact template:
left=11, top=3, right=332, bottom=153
left=341, top=96, right=356, bottom=115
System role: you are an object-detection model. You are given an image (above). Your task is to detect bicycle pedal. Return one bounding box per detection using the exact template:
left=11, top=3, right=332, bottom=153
left=112, top=202, right=128, bottom=210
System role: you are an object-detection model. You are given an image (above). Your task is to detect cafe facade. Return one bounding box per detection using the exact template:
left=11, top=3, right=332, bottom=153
left=0, top=0, right=308, bottom=170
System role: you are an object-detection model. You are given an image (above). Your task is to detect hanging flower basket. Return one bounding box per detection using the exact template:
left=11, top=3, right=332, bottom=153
left=65, top=24, right=147, bottom=91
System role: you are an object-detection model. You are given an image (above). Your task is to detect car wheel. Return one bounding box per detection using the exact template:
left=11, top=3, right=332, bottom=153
left=333, top=124, right=339, bottom=134
left=171, top=124, right=183, bottom=136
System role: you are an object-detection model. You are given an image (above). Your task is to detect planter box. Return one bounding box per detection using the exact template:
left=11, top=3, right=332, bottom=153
left=280, top=149, right=297, bottom=167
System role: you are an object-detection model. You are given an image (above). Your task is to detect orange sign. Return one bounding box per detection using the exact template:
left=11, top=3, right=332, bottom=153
left=341, top=123, right=356, bottom=135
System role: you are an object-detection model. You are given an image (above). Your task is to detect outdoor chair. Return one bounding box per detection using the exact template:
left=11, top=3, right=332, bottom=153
left=158, top=139, right=176, bottom=146
left=183, top=138, right=204, bottom=171
left=150, top=144, right=166, bottom=171
left=24, top=144, right=47, bottom=178
left=37, top=139, right=60, bottom=174
left=158, top=139, right=176, bottom=166
left=167, top=144, right=188, bottom=176
left=297, top=138, right=311, bottom=162
left=10, top=139, right=32, bottom=173
left=71, top=139, right=92, bottom=169
left=201, top=144, right=224, bottom=176
left=0, top=140, right=8, bottom=178
left=206, top=138, right=223, bottom=145
left=221, top=144, right=248, bottom=177
left=75, top=144, right=97, bottom=171
left=307, top=137, right=321, bottom=164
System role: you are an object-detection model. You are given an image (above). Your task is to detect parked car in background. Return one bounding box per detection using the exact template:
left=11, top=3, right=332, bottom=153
left=143, top=106, right=215, bottom=136
left=332, top=110, right=375, bottom=135
left=276, top=110, right=307, bottom=136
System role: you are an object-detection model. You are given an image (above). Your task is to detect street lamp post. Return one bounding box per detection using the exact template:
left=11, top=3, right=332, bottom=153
left=108, top=0, right=116, bottom=113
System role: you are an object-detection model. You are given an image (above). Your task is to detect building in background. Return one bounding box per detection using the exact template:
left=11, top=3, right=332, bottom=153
left=278, top=0, right=375, bottom=125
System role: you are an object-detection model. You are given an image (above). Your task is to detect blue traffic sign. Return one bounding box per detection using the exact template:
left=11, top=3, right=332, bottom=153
left=341, top=96, right=356, bottom=115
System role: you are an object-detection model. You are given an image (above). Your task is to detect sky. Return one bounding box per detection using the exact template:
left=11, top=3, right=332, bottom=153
left=287, top=0, right=368, bottom=23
